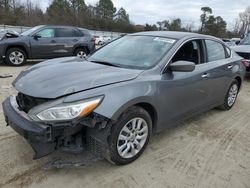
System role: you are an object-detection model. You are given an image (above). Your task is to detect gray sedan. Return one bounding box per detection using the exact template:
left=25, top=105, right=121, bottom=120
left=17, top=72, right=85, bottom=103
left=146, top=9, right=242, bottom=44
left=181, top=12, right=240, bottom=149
left=2, top=31, right=246, bottom=165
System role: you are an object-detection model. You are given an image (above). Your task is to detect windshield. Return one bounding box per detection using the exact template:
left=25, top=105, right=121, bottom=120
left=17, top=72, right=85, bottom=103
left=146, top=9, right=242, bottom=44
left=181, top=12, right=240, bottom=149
left=21, top=26, right=44, bottom=36
left=240, top=36, right=250, bottom=45
left=87, top=35, right=175, bottom=69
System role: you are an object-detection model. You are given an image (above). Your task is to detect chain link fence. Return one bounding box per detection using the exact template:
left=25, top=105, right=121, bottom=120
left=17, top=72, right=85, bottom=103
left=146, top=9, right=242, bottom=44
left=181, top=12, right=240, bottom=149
left=0, top=24, right=125, bottom=38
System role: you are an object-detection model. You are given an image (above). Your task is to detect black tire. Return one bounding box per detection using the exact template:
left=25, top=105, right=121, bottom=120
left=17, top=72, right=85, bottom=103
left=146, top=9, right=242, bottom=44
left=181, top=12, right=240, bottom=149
left=107, top=106, right=152, bottom=165
left=219, top=79, right=239, bottom=110
left=73, top=48, right=88, bottom=59
left=6, top=48, right=27, bottom=66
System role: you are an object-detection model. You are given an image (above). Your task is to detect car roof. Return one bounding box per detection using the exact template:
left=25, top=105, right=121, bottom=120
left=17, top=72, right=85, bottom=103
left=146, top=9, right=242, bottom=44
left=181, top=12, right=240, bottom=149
left=39, top=25, right=90, bottom=34
left=129, top=31, right=214, bottom=40
left=40, top=25, right=88, bottom=30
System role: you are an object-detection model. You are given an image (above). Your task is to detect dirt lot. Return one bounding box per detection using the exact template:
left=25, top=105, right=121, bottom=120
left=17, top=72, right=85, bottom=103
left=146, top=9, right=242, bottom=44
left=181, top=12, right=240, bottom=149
left=0, top=63, right=250, bottom=188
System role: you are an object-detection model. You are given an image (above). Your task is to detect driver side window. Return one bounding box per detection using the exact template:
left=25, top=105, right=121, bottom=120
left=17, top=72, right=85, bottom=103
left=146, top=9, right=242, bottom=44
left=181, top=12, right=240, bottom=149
left=172, top=40, right=204, bottom=64
left=36, top=28, right=55, bottom=38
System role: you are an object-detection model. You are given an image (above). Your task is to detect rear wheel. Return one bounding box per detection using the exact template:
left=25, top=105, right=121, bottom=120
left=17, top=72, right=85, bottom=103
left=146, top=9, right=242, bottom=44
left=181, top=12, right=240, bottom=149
left=107, top=106, right=152, bottom=165
left=219, top=79, right=239, bottom=110
left=6, top=48, right=27, bottom=66
left=74, top=48, right=88, bottom=59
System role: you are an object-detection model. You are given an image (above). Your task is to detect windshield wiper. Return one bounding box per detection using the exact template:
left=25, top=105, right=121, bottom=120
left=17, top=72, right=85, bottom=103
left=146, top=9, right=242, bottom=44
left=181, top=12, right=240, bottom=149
left=89, top=60, right=120, bottom=67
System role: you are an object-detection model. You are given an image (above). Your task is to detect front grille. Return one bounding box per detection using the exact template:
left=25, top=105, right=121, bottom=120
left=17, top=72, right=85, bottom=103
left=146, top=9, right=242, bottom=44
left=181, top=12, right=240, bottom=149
left=16, top=93, right=49, bottom=113
left=236, top=52, right=250, bottom=60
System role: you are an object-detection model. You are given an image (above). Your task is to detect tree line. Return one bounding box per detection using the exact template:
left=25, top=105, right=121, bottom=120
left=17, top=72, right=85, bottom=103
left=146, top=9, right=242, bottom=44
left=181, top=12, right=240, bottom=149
left=143, top=6, right=250, bottom=38
left=0, top=0, right=249, bottom=38
left=0, top=0, right=134, bottom=32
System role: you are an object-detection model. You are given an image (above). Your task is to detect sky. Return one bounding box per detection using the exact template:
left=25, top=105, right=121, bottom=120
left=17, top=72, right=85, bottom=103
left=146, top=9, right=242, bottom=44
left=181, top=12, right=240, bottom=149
left=34, top=0, right=248, bottom=29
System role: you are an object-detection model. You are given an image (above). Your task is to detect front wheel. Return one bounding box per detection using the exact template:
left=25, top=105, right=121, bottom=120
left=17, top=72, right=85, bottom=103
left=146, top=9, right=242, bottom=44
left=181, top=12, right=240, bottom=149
left=219, top=79, right=239, bottom=110
left=107, top=106, right=152, bottom=165
left=6, top=48, right=27, bottom=66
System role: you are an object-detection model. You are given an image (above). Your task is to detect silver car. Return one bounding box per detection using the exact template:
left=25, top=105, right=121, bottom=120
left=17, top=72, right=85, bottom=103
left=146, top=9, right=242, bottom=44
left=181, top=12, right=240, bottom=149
left=2, top=31, right=246, bottom=165
left=231, top=35, right=250, bottom=73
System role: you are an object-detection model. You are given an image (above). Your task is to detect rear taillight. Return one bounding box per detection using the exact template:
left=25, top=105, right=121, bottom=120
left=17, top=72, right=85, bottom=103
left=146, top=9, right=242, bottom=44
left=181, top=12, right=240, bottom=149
left=91, top=37, right=96, bottom=43
left=241, top=59, right=249, bottom=67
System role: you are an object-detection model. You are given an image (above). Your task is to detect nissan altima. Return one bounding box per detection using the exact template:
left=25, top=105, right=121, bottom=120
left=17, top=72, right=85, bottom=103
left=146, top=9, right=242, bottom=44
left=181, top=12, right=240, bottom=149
left=2, top=31, right=246, bottom=165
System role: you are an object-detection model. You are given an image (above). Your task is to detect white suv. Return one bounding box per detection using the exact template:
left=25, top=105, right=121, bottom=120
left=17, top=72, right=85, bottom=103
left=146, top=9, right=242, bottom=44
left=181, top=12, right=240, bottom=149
left=95, top=36, right=111, bottom=45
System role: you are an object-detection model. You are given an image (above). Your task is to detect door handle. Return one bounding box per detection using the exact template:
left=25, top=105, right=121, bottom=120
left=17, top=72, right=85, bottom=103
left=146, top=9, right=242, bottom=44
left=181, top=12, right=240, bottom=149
left=201, top=73, right=209, bottom=78
left=50, top=40, right=56, bottom=43
left=73, top=39, right=78, bottom=42
left=227, top=65, right=233, bottom=69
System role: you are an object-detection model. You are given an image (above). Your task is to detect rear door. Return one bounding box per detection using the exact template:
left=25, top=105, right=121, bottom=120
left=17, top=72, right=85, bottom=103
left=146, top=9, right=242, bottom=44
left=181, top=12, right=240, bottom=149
left=54, top=27, right=83, bottom=56
left=159, top=39, right=214, bottom=127
left=30, top=27, right=60, bottom=59
left=202, top=39, right=233, bottom=104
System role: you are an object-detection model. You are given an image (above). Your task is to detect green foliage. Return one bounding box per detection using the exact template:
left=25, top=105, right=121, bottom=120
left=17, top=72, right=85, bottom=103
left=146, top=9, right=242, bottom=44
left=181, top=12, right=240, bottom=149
left=0, top=0, right=25, bottom=25
left=0, top=0, right=135, bottom=32
left=0, top=1, right=246, bottom=37
left=46, top=0, right=73, bottom=25
left=199, top=7, right=228, bottom=38
left=144, top=24, right=157, bottom=31
left=165, top=19, right=182, bottom=31
left=200, top=6, right=213, bottom=32
left=96, top=0, right=116, bottom=20
left=157, top=19, right=191, bottom=32
left=116, top=7, right=129, bottom=23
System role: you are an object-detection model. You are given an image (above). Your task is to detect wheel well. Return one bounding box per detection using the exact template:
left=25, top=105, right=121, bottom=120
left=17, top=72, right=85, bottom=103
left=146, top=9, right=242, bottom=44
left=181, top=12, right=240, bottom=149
left=235, top=76, right=242, bottom=88
left=74, top=46, right=90, bottom=54
left=135, top=103, right=157, bottom=131
left=5, top=45, right=28, bottom=58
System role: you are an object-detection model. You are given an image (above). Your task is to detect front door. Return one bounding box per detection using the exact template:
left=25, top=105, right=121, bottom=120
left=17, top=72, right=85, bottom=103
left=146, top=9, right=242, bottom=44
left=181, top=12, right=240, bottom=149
left=157, top=40, right=214, bottom=129
left=30, top=27, right=60, bottom=59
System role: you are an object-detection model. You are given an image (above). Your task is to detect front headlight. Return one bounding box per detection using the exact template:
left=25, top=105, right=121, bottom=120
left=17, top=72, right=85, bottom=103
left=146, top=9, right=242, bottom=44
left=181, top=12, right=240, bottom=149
left=36, top=96, right=103, bottom=121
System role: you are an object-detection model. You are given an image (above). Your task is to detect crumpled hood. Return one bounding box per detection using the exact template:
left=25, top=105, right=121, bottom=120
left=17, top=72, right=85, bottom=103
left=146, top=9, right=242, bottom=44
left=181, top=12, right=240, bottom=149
left=0, top=31, right=19, bottom=41
left=231, top=45, right=250, bottom=53
left=13, top=57, right=143, bottom=98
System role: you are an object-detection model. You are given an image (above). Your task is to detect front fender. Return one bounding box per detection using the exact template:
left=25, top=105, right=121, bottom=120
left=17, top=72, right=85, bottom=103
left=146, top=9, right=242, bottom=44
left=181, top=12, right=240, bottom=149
left=63, top=80, right=158, bottom=121
left=4, top=39, right=31, bottom=58
left=107, top=96, right=155, bottom=121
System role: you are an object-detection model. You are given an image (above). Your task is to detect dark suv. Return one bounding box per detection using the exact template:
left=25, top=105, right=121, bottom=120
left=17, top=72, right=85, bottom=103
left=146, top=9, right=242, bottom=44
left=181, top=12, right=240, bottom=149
left=0, top=25, right=95, bottom=66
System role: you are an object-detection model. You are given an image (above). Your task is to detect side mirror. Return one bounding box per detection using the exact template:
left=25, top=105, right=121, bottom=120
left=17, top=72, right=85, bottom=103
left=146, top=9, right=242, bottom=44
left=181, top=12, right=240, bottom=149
left=33, top=34, right=41, bottom=40
left=235, top=41, right=240, bottom=45
left=169, top=61, right=195, bottom=72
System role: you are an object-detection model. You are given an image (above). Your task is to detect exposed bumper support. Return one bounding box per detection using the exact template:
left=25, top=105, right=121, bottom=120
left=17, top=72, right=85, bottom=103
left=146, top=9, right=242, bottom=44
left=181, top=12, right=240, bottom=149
left=2, top=96, right=56, bottom=159
left=2, top=96, right=112, bottom=161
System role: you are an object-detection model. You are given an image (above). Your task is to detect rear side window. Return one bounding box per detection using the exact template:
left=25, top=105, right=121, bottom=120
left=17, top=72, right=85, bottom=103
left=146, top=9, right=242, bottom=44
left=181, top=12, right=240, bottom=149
left=205, top=40, right=226, bottom=62
left=56, top=28, right=82, bottom=37
left=36, top=28, right=55, bottom=38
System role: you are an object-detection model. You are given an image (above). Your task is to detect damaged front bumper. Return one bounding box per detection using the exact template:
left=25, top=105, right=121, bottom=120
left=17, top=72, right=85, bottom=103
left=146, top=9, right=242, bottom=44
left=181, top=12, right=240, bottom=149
left=2, top=96, right=57, bottom=159
left=2, top=96, right=112, bottom=160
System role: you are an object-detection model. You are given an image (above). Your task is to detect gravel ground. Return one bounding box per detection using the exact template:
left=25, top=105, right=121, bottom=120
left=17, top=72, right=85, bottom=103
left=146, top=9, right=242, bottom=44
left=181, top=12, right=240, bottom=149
left=0, top=63, right=250, bottom=188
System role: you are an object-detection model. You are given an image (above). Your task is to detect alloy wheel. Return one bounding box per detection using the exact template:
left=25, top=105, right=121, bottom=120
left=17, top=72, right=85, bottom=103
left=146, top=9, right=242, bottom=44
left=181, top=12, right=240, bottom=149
left=227, top=83, right=238, bottom=107
left=117, top=117, right=148, bottom=159
left=9, top=51, right=24, bottom=65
